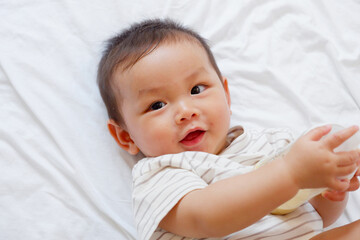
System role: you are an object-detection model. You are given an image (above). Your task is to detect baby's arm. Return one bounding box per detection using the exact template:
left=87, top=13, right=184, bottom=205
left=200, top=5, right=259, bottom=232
left=159, top=125, right=360, bottom=238
left=160, top=157, right=300, bottom=238
left=310, top=219, right=360, bottom=240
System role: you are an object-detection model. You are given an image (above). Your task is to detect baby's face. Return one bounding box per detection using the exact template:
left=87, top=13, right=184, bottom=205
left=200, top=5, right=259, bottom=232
left=115, top=41, right=231, bottom=157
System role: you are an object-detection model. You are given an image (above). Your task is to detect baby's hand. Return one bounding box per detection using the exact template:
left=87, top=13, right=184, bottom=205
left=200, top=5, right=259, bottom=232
left=283, top=125, right=360, bottom=191
left=322, top=167, right=360, bottom=201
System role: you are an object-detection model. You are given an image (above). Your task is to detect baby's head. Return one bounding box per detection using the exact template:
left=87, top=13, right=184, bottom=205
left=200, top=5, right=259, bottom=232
left=98, top=19, right=232, bottom=157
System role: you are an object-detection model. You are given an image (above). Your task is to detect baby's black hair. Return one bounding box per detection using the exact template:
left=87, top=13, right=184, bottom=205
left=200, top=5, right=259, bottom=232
left=97, top=18, right=222, bottom=126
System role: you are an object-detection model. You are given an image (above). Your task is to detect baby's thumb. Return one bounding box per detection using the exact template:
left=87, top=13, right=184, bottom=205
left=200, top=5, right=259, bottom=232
left=305, top=125, right=332, bottom=141
left=330, top=178, right=350, bottom=192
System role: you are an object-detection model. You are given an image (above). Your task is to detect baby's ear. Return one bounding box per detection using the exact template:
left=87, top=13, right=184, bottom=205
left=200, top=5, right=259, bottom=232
left=222, top=76, right=231, bottom=107
left=107, top=119, right=140, bottom=155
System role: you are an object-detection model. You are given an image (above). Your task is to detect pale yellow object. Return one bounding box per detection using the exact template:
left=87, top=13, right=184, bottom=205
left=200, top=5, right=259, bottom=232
left=270, top=188, right=325, bottom=215
left=254, top=158, right=325, bottom=215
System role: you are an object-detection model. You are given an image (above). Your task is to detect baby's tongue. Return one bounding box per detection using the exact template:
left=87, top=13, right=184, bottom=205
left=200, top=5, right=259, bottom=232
left=183, top=130, right=202, bottom=141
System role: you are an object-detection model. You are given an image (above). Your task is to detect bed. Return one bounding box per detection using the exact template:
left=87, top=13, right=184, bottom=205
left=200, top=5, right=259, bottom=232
left=1, top=0, right=359, bottom=239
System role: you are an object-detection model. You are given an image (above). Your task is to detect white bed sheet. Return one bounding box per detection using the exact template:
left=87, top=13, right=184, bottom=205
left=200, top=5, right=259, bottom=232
left=1, top=0, right=359, bottom=239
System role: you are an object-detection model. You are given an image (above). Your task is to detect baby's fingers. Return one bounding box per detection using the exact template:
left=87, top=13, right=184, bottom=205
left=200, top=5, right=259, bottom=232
left=322, top=190, right=346, bottom=201
left=305, top=125, right=332, bottom=141
left=336, top=151, right=360, bottom=167
left=324, top=125, right=359, bottom=150
left=329, top=178, right=350, bottom=192
left=348, top=176, right=360, bottom=192
left=355, top=166, right=360, bottom=176
left=327, top=175, right=359, bottom=194
left=336, top=164, right=358, bottom=179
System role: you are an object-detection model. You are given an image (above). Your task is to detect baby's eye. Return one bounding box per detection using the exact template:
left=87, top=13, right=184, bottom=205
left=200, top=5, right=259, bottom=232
left=149, top=101, right=166, bottom=111
left=191, top=85, right=206, bottom=95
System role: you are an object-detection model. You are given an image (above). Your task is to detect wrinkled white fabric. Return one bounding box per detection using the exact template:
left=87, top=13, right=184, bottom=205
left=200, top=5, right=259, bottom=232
left=0, top=0, right=359, bottom=239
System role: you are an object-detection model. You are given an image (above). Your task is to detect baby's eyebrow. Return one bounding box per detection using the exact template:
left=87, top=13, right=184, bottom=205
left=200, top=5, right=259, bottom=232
left=183, top=67, right=203, bottom=82
left=137, top=67, right=206, bottom=96
left=138, top=86, right=163, bottom=96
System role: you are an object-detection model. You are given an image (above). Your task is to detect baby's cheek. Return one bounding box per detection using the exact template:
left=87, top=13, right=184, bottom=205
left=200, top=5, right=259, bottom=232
left=144, top=130, right=174, bottom=155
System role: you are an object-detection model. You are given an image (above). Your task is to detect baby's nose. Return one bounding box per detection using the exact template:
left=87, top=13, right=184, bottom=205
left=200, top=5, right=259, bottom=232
left=175, top=101, right=199, bottom=124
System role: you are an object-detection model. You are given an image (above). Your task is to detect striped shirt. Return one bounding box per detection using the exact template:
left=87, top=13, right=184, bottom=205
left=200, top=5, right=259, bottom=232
left=132, top=126, right=323, bottom=240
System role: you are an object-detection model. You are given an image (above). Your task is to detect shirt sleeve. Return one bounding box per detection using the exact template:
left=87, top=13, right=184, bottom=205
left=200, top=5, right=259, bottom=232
left=132, top=153, right=208, bottom=240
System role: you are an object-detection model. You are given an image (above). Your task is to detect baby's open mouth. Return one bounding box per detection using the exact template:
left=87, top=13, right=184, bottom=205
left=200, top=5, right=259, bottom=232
left=180, top=130, right=205, bottom=146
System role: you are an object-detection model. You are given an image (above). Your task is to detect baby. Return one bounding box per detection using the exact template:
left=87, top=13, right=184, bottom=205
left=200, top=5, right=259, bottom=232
left=97, top=19, right=360, bottom=240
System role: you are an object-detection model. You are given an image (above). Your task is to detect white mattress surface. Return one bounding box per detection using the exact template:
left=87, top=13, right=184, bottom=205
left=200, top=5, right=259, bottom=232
left=1, top=0, right=359, bottom=239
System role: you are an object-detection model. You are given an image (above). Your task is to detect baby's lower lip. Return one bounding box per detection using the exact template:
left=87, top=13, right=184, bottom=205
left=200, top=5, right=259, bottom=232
left=180, top=130, right=205, bottom=146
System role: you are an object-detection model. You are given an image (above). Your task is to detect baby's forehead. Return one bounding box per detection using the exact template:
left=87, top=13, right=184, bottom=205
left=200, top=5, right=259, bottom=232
left=137, top=39, right=207, bottom=66
left=113, top=40, right=211, bottom=97
left=123, top=40, right=204, bottom=75
left=116, top=38, right=207, bottom=77
left=111, top=34, right=219, bottom=102
left=122, top=34, right=205, bottom=72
